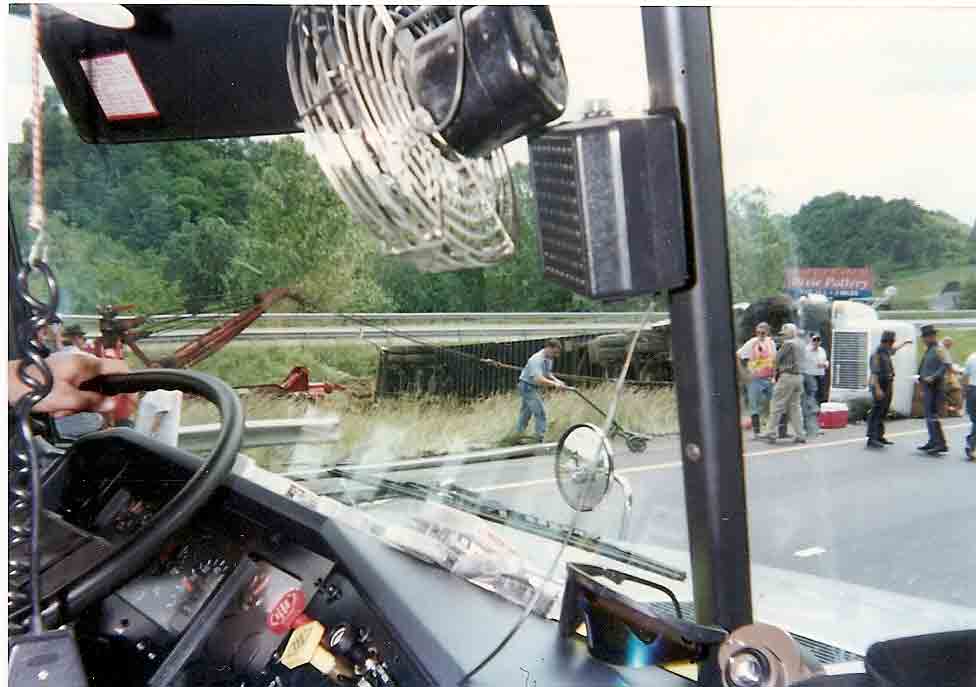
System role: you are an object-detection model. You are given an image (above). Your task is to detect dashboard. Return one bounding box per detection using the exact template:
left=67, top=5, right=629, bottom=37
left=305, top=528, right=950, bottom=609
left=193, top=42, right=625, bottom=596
left=48, top=429, right=693, bottom=687
left=83, top=502, right=429, bottom=687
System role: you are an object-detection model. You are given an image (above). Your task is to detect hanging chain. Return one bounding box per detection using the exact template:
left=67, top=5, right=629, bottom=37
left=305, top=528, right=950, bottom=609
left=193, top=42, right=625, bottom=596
left=9, top=4, right=58, bottom=636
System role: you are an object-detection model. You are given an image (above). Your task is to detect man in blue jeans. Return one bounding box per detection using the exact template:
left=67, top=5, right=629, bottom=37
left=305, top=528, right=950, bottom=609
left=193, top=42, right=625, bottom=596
left=917, top=324, right=949, bottom=456
left=964, top=349, right=976, bottom=462
left=515, top=339, right=568, bottom=442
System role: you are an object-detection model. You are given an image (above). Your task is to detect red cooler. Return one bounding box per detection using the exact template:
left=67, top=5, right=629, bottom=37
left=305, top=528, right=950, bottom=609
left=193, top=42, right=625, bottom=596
left=819, top=402, right=848, bottom=429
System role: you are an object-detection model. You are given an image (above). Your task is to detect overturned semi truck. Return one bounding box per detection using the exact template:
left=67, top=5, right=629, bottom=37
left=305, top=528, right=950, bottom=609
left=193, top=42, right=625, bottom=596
left=375, top=297, right=918, bottom=417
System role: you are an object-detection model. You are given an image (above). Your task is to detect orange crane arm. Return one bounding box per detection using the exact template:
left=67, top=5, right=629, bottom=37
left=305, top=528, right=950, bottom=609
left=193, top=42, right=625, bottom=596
left=155, top=288, right=300, bottom=368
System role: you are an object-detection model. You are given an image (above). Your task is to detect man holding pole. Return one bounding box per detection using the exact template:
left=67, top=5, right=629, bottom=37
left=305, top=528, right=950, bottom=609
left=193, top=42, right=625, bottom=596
left=514, top=339, right=568, bottom=443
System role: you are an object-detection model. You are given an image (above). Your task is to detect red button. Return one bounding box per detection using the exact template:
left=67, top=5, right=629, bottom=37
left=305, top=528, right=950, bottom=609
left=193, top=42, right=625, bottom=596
left=267, top=588, right=311, bottom=634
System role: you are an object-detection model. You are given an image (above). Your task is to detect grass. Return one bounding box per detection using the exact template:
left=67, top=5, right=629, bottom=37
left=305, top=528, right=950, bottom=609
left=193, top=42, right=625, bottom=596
left=888, top=263, right=974, bottom=309
left=179, top=383, right=679, bottom=471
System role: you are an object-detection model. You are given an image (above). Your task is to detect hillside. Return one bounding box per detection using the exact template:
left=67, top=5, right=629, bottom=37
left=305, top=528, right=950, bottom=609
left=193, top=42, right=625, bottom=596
left=888, top=264, right=975, bottom=309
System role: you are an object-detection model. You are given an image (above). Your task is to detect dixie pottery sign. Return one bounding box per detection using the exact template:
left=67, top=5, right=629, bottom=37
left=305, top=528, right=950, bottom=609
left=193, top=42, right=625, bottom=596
left=784, top=267, right=873, bottom=299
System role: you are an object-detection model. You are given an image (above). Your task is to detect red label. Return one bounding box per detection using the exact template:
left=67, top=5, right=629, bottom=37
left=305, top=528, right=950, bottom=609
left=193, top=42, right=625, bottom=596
left=784, top=267, right=874, bottom=292
left=267, top=588, right=306, bottom=634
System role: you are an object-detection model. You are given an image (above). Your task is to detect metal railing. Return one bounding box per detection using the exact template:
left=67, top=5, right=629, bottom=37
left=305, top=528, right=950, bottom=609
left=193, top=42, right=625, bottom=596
left=56, top=309, right=976, bottom=325
left=57, top=311, right=671, bottom=323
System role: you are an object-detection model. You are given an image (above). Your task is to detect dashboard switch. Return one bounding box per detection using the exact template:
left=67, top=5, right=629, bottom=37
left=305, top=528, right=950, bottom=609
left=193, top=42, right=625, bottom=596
left=267, top=589, right=312, bottom=634
left=280, top=620, right=326, bottom=669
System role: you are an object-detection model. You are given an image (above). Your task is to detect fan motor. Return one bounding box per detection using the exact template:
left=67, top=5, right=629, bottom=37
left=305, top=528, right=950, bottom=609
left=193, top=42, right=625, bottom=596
left=408, top=6, right=568, bottom=158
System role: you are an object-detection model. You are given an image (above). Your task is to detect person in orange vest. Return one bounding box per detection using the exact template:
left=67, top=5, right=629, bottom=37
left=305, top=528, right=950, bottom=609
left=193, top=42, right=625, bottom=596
left=737, top=322, right=776, bottom=438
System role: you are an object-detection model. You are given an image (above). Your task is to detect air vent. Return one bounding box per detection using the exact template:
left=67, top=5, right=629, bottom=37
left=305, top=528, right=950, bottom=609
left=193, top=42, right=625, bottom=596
left=648, top=601, right=863, bottom=665
left=531, top=137, right=589, bottom=294
left=830, top=330, right=869, bottom=391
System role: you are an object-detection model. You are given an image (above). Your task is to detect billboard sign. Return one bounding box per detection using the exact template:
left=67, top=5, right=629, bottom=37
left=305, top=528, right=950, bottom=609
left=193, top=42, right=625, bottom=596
left=784, top=267, right=873, bottom=299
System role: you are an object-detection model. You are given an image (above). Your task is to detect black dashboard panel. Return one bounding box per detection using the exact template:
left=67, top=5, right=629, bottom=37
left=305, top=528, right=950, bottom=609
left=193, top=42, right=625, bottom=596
left=222, top=454, right=695, bottom=686
left=62, top=430, right=693, bottom=686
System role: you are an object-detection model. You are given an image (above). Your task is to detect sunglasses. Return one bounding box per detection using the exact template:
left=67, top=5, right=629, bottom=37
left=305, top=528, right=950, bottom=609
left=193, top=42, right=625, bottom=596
left=559, top=563, right=728, bottom=668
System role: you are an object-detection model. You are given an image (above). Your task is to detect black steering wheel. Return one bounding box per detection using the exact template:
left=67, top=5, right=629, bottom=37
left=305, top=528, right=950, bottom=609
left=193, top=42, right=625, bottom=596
left=56, top=369, right=243, bottom=621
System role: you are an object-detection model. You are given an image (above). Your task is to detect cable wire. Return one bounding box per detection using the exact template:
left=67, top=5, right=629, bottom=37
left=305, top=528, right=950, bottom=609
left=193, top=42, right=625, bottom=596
left=329, top=309, right=673, bottom=388
left=458, top=298, right=663, bottom=683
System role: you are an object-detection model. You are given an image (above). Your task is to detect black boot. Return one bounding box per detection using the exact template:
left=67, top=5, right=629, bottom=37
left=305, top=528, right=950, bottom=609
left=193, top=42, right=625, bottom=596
left=752, top=415, right=761, bottom=438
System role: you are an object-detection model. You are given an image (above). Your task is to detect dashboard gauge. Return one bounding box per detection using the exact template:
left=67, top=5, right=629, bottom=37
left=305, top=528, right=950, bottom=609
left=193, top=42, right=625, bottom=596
left=116, top=534, right=238, bottom=635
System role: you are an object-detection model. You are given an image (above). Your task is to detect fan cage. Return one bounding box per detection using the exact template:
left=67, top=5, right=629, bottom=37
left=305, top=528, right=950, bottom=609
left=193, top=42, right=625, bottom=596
left=287, top=5, right=516, bottom=272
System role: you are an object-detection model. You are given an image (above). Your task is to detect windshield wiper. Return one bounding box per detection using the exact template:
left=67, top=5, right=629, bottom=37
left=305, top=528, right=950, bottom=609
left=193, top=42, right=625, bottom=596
left=321, top=469, right=686, bottom=582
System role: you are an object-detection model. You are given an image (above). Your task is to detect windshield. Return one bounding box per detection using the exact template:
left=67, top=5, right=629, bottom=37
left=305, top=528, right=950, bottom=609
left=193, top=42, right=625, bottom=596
left=8, top=3, right=975, bottom=675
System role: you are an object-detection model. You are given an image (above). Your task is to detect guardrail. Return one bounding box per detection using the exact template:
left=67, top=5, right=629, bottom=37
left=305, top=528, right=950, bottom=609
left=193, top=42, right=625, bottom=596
left=58, top=311, right=668, bottom=323
left=178, top=417, right=340, bottom=452
left=129, top=324, right=662, bottom=345
left=56, top=309, right=976, bottom=325
left=61, top=318, right=976, bottom=346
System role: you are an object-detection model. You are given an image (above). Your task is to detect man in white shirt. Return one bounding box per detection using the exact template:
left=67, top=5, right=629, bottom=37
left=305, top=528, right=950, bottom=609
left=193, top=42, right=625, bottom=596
left=801, top=333, right=829, bottom=436
left=964, top=350, right=975, bottom=462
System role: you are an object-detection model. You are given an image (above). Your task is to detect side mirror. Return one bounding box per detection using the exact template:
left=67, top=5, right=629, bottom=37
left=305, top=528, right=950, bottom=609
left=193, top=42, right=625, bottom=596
left=554, top=423, right=614, bottom=512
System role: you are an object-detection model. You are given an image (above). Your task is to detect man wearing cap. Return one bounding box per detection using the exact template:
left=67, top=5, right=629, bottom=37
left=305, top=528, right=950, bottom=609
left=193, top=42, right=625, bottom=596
left=61, top=324, right=94, bottom=355
left=737, top=322, right=777, bottom=438
left=866, top=331, right=911, bottom=449
left=917, top=324, right=949, bottom=455
left=763, top=323, right=806, bottom=444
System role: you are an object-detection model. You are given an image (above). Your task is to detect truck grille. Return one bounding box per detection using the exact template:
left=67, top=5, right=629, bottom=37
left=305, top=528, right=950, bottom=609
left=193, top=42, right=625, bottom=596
left=831, top=331, right=869, bottom=390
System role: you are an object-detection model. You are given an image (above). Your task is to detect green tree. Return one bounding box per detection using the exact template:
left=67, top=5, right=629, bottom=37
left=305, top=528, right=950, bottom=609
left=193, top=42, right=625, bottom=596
left=959, top=277, right=976, bottom=309
left=227, top=138, right=396, bottom=311
left=44, top=212, right=182, bottom=314
left=163, top=216, right=243, bottom=312
left=790, top=192, right=964, bottom=272
left=726, top=187, right=792, bottom=302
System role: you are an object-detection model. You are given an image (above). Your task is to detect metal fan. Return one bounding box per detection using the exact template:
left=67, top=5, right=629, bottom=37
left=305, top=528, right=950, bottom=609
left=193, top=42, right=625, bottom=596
left=287, top=5, right=567, bottom=272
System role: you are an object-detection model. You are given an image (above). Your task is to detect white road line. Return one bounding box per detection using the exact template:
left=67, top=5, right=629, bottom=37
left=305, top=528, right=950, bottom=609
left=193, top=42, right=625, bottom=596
left=473, top=477, right=558, bottom=493
left=471, top=423, right=968, bottom=494
left=794, top=546, right=827, bottom=558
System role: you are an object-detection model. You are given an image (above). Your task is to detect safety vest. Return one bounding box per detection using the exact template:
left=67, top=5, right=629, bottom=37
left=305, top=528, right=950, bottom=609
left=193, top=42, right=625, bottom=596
left=749, top=339, right=775, bottom=379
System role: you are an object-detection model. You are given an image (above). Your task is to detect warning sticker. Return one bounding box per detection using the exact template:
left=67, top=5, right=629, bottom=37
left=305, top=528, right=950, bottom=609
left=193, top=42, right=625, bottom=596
left=79, top=51, right=159, bottom=121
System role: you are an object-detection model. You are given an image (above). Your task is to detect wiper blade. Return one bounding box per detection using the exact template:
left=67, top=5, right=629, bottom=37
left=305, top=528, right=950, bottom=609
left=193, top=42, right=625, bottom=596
left=322, top=469, right=686, bottom=582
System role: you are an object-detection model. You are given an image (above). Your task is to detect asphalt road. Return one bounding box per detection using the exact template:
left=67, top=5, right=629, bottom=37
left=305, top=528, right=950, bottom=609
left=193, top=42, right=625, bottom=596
left=328, top=417, right=975, bottom=610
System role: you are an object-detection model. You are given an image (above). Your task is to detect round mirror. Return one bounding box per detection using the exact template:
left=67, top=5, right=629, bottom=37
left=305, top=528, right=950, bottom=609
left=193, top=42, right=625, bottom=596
left=555, top=423, right=614, bottom=512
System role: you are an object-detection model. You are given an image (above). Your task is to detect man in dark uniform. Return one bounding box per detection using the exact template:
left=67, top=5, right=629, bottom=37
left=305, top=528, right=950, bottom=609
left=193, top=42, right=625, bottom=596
left=917, top=324, right=949, bottom=455
left=866, top=330, right=911, bottom=449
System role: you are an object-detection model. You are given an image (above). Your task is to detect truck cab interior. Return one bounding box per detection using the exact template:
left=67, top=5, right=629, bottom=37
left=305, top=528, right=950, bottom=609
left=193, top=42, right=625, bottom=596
left=7, top=5, right=974, bottom=687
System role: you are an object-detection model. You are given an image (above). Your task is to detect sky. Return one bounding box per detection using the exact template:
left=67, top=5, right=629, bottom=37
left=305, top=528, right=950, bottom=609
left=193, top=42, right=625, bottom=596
left=6, top=6, right=976, bottom=226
